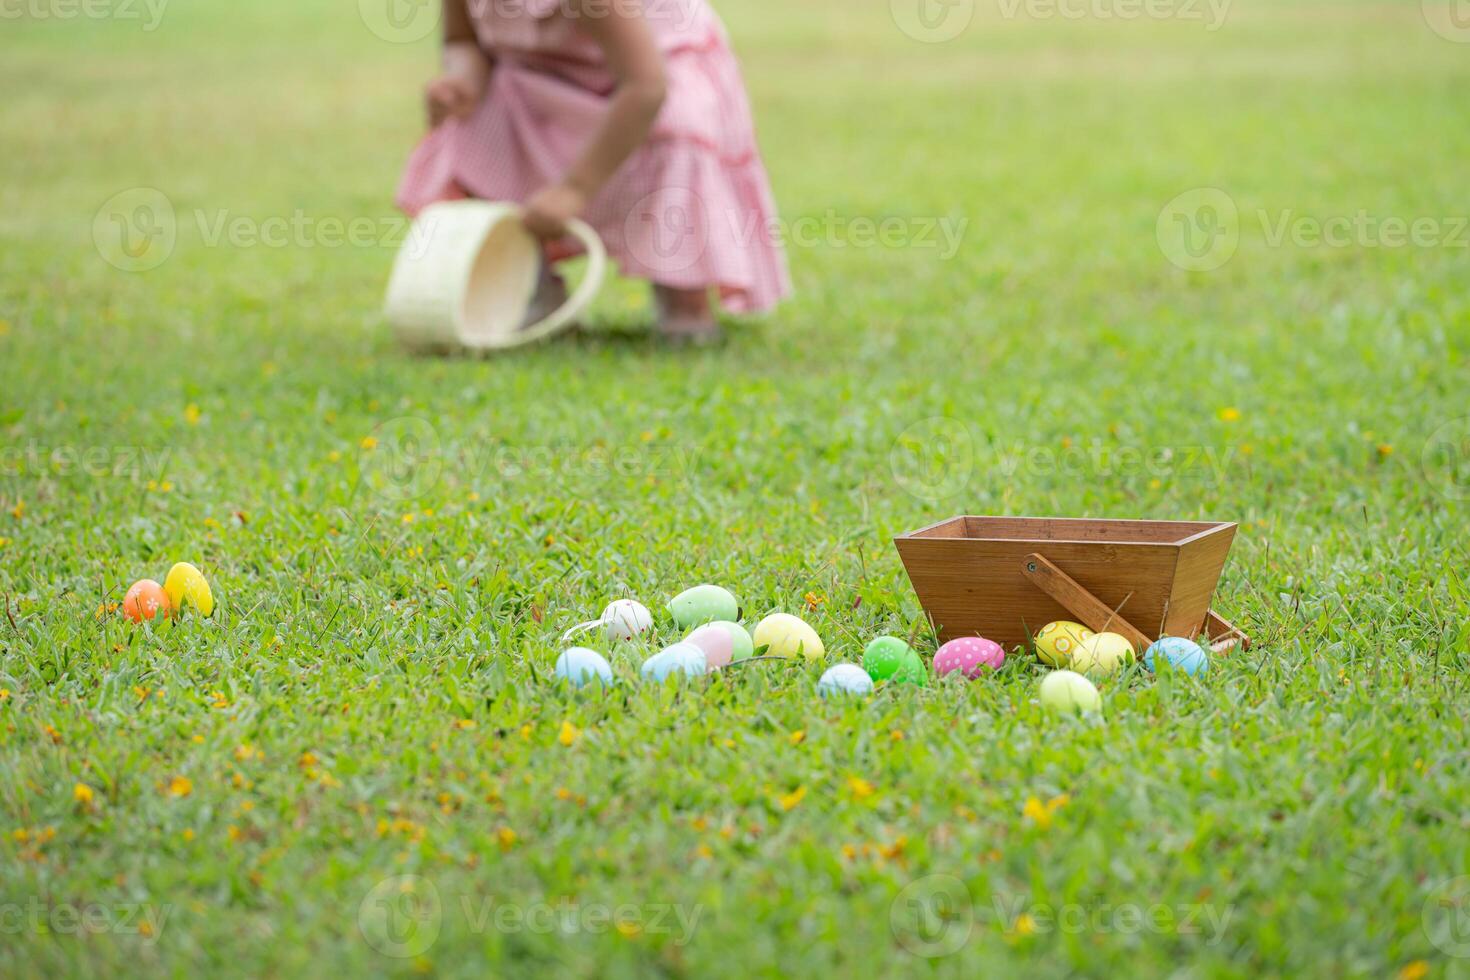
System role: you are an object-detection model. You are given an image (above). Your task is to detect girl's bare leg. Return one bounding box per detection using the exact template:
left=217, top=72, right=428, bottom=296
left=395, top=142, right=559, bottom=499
left=653, top=284, right=720, bottom=344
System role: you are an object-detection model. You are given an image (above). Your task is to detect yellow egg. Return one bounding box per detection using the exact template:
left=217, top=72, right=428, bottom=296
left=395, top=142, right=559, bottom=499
left=164, top=562, right=215, bottom=617
left=1033, top=620, right=1093, bottom=668
left=1069, top=631, right=1136, bottom=677
left=752, top=613, right=825, bottom=661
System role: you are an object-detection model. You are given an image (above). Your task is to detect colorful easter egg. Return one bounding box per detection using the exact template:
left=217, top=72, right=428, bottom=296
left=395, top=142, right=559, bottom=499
left=1039, top=670, right=1101, bottom=714
left=1069, top=631, right=1135, bottom=677
left=753, top=613, right=824, bottom=661
left=933, top=636, right=1004, bottom=678
left=1144, top=636, right=1209, bottom=676
left=690, top=621, right=754, bottom=662
left=668, top=585, right=739, bottom=629
left=122, top=579, right=171, bottom=623
left=554, top=647, right=613, bottom=688
left=163, top=561, right=215, bottom=617
left=685, top=623, right=735, bottom=668
left=818, top=663, right=874, bottom=697
left=892, top=649, right=928, bottom=687
left=641, top=642, right=709, bottom=682
left=601, top=599, right=653, bottom=642
left=1033, top=621, right=1093, bottom=668
left=862, top=635, right=912, bottom=681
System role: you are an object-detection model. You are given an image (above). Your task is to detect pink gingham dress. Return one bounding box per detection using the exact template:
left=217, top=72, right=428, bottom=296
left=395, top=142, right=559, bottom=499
left=396, top=0, right=790, bottom=313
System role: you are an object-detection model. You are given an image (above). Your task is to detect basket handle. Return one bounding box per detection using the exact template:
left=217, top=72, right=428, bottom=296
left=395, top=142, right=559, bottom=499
left=515, top=217, right=607, bottom=344
left=1021, top=553, right=1152, bottom=653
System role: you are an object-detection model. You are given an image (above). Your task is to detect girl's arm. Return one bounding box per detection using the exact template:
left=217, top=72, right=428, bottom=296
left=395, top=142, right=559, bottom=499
left=522, top=0, right=668, bottom=238
left=426, top=0, right=491, bottom=127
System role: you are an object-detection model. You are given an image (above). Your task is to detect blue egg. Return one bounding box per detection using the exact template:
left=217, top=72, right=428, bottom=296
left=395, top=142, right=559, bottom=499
left=818, top=663, right=874, bottom=697
left=1144, top=636, right=1209, bottom=676
left=554, top=647, right=614, bottom=688
left=641, top=642, right=709, bottom=683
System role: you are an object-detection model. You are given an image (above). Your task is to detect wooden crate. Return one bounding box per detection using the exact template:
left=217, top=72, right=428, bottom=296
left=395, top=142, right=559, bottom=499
left=894, top=516, right=1248, bottom=653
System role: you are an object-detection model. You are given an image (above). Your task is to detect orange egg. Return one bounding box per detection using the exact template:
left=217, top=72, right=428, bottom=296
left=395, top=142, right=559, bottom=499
left=123, top=579, right=171, bottom=623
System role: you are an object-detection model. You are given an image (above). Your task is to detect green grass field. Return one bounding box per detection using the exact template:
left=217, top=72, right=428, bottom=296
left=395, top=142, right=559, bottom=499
left=4, top=0, right=1470, bottom=975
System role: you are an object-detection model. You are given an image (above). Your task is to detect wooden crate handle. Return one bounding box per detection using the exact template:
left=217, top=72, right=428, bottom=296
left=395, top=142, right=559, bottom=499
left=1020, top=553, right=1152, bottom=653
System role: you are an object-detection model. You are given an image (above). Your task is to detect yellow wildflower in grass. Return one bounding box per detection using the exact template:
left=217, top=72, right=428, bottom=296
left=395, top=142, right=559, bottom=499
left=1217, top=407, right=1241, bottom=422
left=778, top=785, right=807, bottom=811
left=519, top=724, right=533, bottom=740
left=359, top=436, right=378, bottom=450
left=73, top=783, right=94, bottom=806
left=9, top=500, right=23, bottom=520
left=559, top=721, right=581, bottom=746
left=1013, top=913, right=1037, bottom=936
left=183, top=403, right=201, bottom=425
left=0, top=688, right=10, bottom=701
left=181, top=828, right=195, bottom=842
left=695, top=844, right=713, bottom=859
left=497, top=827, right=518, bottom=850
left=454, top=718, right=477, bottom=731
left=298, top=752, right=318, bottom=769
left=234, top=744, right=260, bottom=762
left=889, top=729, right=905, bottom=742
left=1396, top=962, right=1429, bottom=980
left=615, top=920, right=642, bottom=938
left=877, top=836, right=908, bottom=861
left=166, top=776, right=193, bottom=798
left=803, top=591, right=826, bottom=612
left=1376, top=443, right=1394, bottom=460
left=1022, top=793, right=1071, bottom=830
left=788, top=730, right=805, bottom=745
left=847, top=777, right=874, bottom=800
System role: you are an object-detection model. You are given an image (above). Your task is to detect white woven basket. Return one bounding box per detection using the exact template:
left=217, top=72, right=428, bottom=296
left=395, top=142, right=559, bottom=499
left=384, top=200, right=606, bottom=352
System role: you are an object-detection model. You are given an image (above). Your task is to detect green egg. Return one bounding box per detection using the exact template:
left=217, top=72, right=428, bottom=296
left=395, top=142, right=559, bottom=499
left=863, top=635, right=912, bottom=681
left=893, top=649, right=928, bottom=687
left=668, top=584, right=740, bottom=629
left=689, top=620, right=754, bottom=662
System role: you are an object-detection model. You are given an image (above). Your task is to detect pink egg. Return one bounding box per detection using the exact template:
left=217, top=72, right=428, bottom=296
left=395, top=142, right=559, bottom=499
left=934, top=636, right=1004, bottom=678
left=685, top=624, right=734, bottom=669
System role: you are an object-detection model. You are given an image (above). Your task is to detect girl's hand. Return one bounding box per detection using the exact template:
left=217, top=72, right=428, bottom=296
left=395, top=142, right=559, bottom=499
left=523, top=183, right=588, bottom=239
left=425, top=72, right=483, bottom=127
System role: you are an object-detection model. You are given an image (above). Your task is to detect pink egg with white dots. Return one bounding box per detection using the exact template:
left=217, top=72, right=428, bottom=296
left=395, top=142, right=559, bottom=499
left=934, top=636, right=1004, bottom=678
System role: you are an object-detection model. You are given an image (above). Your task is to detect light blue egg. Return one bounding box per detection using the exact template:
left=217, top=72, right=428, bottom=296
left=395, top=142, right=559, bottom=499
left=554, top=647, right=614, bottom=688
left=1144, top=636, right=1210, bottom=676
left=641, top=642, right=709, bottom=682
left=818, top=663, right=874, bottom=697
